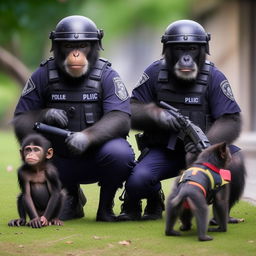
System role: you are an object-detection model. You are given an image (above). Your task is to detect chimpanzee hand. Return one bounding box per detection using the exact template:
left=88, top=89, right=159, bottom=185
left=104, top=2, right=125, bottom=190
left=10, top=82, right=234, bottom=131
left=40, top=216, right=49, bottom=226
left=159, top=110, right=181, bottom=132
left=43, top=108, right=68, bottom=128
left=184, top=135, right=199, bottom=153
left=8, top=218, right=26, bottom=227
left=27, top=217, right=42, bottom=228
left=50, top=218, right=63, bottom=226
left=65, top=132, right=90, bottom=155
left=184, top=141, right=198, bottom=153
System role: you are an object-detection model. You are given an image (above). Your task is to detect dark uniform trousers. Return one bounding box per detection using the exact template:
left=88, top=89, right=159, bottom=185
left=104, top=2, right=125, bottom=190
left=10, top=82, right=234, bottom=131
left=53, top=138, right=135, bottom=194
left=125, top=144, right=186, bottom=200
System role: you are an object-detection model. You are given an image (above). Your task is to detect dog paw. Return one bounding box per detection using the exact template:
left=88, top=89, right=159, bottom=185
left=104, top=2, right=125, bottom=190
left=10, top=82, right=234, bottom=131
left=165, top=230, right=181, bottom=236
left=208, top=227, right=226, bottom=232
left=199, top=235, right=213, bottom=241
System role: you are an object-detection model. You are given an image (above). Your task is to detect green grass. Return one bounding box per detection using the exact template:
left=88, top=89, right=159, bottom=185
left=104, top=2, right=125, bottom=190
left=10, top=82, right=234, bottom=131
left=0, top=131, right=255, bottom=256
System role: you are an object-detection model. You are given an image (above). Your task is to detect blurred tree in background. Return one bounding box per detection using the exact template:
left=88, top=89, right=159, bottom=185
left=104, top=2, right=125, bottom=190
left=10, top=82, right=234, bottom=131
left=0, top=0, right=191, bottom=128
left=0, top=0, right=83, bottom=85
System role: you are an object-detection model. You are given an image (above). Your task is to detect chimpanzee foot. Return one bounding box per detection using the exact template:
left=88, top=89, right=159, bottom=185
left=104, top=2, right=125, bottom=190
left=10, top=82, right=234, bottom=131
left=228, top=216, right=244, bottom=223
left=210, top=216, right=245, bottom=225
left=165, top=229, right=181, bottom=236
left=198, top=235, right=213, bottom=241
left=8, top=218, right=26, bottom=227
left=51, top=218, right=63, bottom=226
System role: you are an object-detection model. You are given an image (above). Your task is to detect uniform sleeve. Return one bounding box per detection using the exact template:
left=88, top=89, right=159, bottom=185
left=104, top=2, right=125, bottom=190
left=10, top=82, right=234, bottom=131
left=131, top=62, right=159, bottom=103
left=14, top=66, right=48, bottom=116
left=208, top=67, right=241, bottom=119
left=101, top=67, right=131, bottom=115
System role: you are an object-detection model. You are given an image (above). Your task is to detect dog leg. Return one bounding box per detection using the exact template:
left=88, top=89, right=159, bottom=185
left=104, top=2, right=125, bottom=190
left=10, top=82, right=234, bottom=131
left=165, top=198, right=182, bottom=236
left=187, top=196, right=213, bottom=241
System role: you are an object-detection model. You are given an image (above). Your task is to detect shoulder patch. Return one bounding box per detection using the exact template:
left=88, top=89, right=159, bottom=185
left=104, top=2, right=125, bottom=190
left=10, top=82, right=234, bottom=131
left=135, top=72, right=149, bottom=88
left=220, top=80, right=234, bottom=101
left=113, top=77, right=129, bottom=101
left=22, top=78, right=36, bottom=96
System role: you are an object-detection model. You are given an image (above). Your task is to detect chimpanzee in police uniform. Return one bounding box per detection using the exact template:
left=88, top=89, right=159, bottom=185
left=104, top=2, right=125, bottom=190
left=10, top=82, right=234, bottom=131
left=13, top=15, right=135, bottom=222
left=117, top=20, right=246, bottom=222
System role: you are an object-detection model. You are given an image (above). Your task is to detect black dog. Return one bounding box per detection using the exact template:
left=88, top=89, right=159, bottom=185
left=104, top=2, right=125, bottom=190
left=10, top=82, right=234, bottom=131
left=165, top=142, right=232, bottom=241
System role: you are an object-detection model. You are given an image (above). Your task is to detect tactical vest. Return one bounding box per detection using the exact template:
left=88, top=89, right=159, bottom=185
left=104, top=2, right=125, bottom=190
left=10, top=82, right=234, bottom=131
left=157, top=60, right=214, bottom=132
left=44, top=57, right=111, bottom=131
left=179, top=165, right=228, bottom=203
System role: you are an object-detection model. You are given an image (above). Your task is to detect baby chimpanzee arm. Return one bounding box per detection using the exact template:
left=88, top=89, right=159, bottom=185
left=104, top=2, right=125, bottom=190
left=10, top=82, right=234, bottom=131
left=43, top=164, right=62, bottom=221
left=19, top=171, right=39, bottom=220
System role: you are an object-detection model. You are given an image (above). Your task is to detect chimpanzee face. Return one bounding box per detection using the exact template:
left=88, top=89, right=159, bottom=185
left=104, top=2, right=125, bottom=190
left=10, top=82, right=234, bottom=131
left=166, top=44, right=201, bottom=81
left=55, top=41, right=92, bottom=78
left=23, top=145, right=45, bottom=166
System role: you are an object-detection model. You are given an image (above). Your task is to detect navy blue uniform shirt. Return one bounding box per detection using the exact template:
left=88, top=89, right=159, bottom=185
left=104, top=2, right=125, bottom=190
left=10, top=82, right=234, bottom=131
left=14, top=60, right=131, bottom=117
left=132, top=59, right=241, bottom=120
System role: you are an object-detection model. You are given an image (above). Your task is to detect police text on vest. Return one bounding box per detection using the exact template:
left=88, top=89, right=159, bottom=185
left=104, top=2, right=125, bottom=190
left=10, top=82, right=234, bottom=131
left=51, top=94, right=66, bottom=100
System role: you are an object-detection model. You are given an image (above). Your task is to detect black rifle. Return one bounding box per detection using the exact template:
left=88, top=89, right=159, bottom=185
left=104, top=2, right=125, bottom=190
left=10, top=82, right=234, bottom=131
left=159, top=101, right=211, bottom=152
left=33, top=122, right=73, bottom=138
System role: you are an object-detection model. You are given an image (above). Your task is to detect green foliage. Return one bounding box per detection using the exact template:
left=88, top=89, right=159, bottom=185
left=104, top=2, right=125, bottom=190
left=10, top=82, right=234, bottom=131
left=0, top=72, right=20, bottom=123
left=0, top=0, right=191, bottom=67
left=0, top=130, right=256, bottom=256
left=81, top=0, right=191, bottom=41
left=0, top=0, right=83, bottom=67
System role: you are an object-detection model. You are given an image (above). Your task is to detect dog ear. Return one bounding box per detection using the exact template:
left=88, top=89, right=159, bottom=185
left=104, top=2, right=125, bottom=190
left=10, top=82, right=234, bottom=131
left=218, top=142, right=227, bottom=159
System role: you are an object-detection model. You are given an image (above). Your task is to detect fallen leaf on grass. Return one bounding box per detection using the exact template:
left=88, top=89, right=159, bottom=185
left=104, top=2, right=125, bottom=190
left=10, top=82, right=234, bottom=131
left=93, top=235, right=101, bottom=240
left=65, top=241, right=73, bottom=244
left=6, top=165, right=14, bottom=172
left=18, top=245, right=24, bottom=248
left=248, top=240, right=255, bottom=243
left=14, top=232, right=23, bottom=235
left=118, top=240, right=131, bottom=246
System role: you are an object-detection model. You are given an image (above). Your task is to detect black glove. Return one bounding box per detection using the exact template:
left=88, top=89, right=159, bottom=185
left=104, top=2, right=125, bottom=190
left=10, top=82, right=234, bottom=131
left=184, top=141, right=198, bottom=153
left=184, top=136, right=199, bottom=153
left=43, top=108, right=68, bottom=128
left=65, top=132, right=90, bottom=155
left=159, top=110, right=181, bottom=132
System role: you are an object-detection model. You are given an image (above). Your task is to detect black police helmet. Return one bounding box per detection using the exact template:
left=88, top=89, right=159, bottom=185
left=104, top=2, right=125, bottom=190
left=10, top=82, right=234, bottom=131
left=49, top=15, right=104, bottom=49
left=161, top=20, right=211, bottom=54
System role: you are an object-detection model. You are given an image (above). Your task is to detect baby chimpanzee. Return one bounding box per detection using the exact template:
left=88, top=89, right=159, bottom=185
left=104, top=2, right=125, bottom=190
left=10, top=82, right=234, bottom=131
left=8, top=134, right=64, bottom=228
left=165, top=142, right=231, bottom=241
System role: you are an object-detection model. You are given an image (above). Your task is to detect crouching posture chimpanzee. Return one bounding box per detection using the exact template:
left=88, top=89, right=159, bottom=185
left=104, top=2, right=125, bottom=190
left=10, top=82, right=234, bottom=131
left=12, top=15, right=134, bottom=222
left=165, top=142, right=231, bottom=241
left=8, top=134, right=64, bottom=228
left=118, top=19, right=246, bottom=222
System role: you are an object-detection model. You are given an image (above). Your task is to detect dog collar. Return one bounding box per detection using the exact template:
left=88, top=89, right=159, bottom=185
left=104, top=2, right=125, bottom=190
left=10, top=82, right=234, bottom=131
left=202, top=162, right=231, bottom=182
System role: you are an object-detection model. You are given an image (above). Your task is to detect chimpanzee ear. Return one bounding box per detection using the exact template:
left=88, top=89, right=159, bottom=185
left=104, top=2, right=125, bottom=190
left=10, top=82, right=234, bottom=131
left=218, top=142, right=227, bottom=159
left=19, top=149, right=24, bottom=160
left=46, top=148, right=54, bottom=159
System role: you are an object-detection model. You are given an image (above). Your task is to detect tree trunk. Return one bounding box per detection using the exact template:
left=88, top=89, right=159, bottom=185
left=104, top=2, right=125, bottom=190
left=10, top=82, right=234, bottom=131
left=0, top=46, right=31, bottom=87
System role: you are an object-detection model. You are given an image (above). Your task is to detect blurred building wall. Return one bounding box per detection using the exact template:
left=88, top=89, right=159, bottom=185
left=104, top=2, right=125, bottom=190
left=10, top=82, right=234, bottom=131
left=192, top=0, right=256, bottom=202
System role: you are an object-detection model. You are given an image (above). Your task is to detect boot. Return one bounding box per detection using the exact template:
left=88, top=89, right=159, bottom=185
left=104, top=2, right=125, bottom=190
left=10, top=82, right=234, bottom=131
left=117, top=192, right=142, bottom=221
left=60, top=185, right=86, bottom=221
left=141, top=189, right=165, bottom=220
left=96, top=187, right=117, bottom=222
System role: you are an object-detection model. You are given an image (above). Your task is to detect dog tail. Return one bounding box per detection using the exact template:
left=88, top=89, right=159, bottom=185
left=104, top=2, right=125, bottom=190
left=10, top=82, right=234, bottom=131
left=171, top=194, right=185, bottom=207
